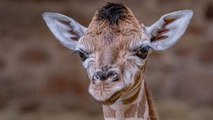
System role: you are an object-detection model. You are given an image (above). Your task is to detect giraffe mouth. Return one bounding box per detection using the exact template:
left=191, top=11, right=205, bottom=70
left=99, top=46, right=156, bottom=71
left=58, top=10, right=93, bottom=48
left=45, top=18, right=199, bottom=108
left=88, top=80, right=125, bottom=102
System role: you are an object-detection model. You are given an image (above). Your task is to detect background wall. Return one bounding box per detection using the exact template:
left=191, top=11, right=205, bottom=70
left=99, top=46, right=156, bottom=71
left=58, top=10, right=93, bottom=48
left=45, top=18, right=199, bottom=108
left=0, top=0, right=213, bottom=120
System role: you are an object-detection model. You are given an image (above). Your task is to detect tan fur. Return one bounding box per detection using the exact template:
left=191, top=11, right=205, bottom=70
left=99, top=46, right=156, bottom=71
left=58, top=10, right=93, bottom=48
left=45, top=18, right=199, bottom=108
left=80, top=4, right=158, bottom=120
left=137, top=87, right=146, bottom=118
left=43, top=2, right=192, bottom=120
left=102, top=80, right=153, bottom=120
left=122, top=87, right=140, bottom=105
left=144, top=83, right=158, bottom=120
left=124, top=103, right=137, bottom=118
left=103, top=105, right=116, bottom=118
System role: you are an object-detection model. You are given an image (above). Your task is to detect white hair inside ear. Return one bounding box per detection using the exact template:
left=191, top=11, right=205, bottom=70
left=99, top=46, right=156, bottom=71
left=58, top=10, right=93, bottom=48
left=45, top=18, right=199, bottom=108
left=145, top=10, right=193, bottom=51
left=42, top=12, right=87, bottom=50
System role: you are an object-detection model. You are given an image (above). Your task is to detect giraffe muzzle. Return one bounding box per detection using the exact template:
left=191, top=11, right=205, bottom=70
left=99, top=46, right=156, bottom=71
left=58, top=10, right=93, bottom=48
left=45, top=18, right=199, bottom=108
left=92, top=70, right=119, bottom=82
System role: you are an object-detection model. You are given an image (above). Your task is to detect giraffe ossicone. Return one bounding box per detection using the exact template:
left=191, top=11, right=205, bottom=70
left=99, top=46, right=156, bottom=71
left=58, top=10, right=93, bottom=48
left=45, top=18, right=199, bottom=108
left=43, top=3, right=193, bottom=120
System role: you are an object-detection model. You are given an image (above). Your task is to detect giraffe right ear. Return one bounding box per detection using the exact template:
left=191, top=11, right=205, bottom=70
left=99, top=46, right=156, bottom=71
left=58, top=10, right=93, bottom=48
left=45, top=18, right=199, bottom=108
left=145, top=10, right=193, bottom=51
left=42, top=12, right=87, bottom=50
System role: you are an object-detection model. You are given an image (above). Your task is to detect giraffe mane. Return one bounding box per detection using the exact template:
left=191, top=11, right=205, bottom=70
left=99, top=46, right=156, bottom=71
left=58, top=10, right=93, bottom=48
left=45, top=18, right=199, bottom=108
left=97, top=2, right=128, bottom=25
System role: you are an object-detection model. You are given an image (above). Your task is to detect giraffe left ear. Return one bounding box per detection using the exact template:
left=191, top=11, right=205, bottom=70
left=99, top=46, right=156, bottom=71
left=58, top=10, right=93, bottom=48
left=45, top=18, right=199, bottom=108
left=145, top=10, right=193, bottom=51
left=42, top=12, right=87, bottom=50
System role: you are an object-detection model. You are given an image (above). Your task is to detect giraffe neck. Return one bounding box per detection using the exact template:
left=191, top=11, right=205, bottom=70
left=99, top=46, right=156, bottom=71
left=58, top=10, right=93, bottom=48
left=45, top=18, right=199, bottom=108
left=102, top=80, right=158, bottom=120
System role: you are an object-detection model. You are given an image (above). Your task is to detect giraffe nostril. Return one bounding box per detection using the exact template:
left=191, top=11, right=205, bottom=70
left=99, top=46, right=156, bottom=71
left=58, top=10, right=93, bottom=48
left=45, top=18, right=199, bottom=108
left=113, top=75, right=119, bottom=81
left=92, top=71, right=107, bottom=81
left=107, top=71, right=119, bottom=82
left=92, top=71, right=119, bottom=82
left=94, top=74, right=100, bottom=80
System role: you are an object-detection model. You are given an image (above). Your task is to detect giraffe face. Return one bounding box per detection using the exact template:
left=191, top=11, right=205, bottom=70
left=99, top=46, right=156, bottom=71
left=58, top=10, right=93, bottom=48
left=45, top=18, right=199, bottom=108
left=76, top=28, right=150, bottom=102
left=43, top=3, right=193, bottom=104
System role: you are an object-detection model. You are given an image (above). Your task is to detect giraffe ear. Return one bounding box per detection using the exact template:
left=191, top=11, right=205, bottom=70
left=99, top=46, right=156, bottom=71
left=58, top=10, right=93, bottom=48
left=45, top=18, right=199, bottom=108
left=145, top=10, right=193, bottom=51
left=42, top=12, right=87, bottom=50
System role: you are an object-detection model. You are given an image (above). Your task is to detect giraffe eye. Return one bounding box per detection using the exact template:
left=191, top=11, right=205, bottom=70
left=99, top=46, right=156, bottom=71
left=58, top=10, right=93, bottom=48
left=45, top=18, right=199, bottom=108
left=134, top=45, right=150, bottom=59
left=78, top=51, right=88, bottom=61
left=75, top=50, right=89, bottom=61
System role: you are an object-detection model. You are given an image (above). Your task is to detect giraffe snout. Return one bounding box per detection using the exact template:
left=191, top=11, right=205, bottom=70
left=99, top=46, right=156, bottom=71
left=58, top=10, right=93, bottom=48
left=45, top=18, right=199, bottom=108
left=92, top=70, right=119, bottom=82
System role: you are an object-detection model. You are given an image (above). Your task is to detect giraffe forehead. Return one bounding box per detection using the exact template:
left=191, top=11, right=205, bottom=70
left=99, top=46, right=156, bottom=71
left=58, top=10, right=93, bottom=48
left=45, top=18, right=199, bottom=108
left=80, top=31, right=148, bottom=52
left=78, top=2, right=151, bottom=53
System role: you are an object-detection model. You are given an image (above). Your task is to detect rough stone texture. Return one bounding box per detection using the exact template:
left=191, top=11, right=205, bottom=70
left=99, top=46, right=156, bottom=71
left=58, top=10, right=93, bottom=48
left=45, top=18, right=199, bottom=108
left=0, top=0, right=213, bottom=120
left=0, top=57, right=6, bottom=70
left=205, top=2, right=213, bottom=20
left=19, top=47, right=50, bottom=65
left=199, top=41, right=213, bottom=64
left=41, top=72, right=86, bottom=96
left=177, top=71, right=213, bottom=106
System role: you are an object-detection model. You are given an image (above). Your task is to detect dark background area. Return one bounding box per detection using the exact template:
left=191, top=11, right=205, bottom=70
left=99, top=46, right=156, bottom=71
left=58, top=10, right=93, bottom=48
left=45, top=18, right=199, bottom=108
left=0, top=0, right=213, bottom=120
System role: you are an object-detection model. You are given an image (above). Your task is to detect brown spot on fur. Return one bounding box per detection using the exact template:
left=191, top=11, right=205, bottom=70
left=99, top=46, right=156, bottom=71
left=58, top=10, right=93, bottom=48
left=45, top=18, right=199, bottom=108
left=124, top=103, right=137, bottom=118
left=103, top=105, right=116, bottom=118
left=137, top=88, right=146, bottom=118
left=103, top=89, right=123, bottom=105
left=122, top=65, right=145, bottom=104
left=134, top=66, right=144, bottom=84
left=145, top=82, right=158, bottom=120
left=122, top=87, right=140, bottom=104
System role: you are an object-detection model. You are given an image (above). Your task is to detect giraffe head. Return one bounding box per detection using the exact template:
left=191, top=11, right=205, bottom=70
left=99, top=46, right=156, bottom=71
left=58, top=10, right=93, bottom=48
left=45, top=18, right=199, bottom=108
left=43, top=3, right=193, bottom=103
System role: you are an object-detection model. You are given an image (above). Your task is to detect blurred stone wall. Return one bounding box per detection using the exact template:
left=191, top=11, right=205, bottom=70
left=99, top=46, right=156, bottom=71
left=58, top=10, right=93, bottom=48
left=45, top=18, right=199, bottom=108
left=0, top=0, right=213, bottom=119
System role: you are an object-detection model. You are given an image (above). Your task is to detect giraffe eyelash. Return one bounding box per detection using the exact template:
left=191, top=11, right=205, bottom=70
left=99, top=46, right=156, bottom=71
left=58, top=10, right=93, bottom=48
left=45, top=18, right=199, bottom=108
left=132, top=45, right=150, bottom=59
left=74, top=50, right=88, bottom=61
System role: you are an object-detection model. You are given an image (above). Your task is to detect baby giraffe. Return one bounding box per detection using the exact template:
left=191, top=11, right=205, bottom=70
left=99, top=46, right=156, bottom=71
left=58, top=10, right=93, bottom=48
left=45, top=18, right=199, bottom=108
left=42, top=3, right=193, bottom=120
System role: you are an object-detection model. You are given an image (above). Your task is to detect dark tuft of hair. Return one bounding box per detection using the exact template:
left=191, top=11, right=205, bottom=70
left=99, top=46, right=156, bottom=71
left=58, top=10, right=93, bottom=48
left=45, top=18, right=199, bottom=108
left=97, top=3, right=128, bottom=25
